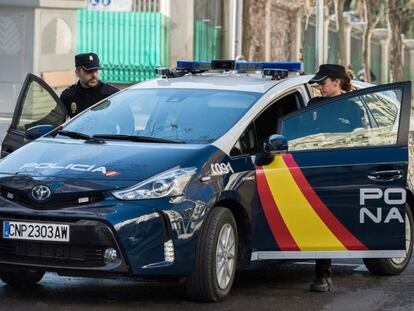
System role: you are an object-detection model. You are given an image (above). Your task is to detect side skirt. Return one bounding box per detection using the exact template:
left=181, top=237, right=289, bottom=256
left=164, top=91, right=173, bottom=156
left=251, top=250, right=406, bottom=260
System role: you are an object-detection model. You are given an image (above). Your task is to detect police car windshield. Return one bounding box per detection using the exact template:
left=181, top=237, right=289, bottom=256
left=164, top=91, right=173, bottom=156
left=63, top=88, right=261, bottom=144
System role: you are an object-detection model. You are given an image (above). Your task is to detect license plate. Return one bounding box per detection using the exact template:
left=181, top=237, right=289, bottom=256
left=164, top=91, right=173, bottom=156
left=2, top=221, right=70, bottom=242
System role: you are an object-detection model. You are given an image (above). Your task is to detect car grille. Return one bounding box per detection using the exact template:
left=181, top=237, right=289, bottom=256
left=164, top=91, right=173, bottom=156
left=0, top=186, right=105, bottom=209
left=0, top=240, right=106, bottom=267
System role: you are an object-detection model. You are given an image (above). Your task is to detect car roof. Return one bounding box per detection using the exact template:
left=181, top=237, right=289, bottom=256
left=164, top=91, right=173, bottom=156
left=131, top=73, right=306, bottom=93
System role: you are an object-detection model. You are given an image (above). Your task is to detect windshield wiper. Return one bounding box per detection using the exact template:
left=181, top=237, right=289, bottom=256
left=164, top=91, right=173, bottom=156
left=47, top=126, right=63, bottom=136
left=57, top=130, right=105, bottom=144
left=93, top=134, right=183, bottom=144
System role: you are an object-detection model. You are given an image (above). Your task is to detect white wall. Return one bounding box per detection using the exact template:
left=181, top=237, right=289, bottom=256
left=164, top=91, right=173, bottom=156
left=0, top=0, right=85, bottom=9
left=167, top=0, right=194, bottom=66
left=0, top=0, right=85, bottom=116
left=0, top=7, right=35, bottom=116
left=34, top=8, right=78, bottom=75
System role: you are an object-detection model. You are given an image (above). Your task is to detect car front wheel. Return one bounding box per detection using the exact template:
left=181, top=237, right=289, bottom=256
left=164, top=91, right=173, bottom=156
left=363, top=204, right=413, bottom=275
left=186, top=207, right=238, bottom=302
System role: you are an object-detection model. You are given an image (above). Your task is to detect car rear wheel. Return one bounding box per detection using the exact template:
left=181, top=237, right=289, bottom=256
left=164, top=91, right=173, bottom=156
left=363, top=204, right=413, bottom=275
left=186, top=207, right=238, bottom=302
left=0, top=270, right=45, bottom=288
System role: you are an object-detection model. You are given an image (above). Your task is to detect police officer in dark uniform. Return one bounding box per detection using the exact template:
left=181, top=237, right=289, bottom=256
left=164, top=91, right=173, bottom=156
left=61, top=52, right=119, bottom=118
left=307, top=64, right=355, bottom=293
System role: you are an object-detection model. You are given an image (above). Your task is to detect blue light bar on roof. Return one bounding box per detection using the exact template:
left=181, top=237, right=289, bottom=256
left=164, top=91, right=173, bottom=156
left=235, top=62, right=263, bottom=72
left=176, top=60, right=302, bottom=72
left=177, top=61, right=211, bottom=71
left=259, top=62, right=302, bottom=71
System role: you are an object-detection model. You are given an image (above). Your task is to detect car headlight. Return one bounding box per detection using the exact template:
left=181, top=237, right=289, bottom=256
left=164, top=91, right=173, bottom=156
left=111, top=167, right=197, bottom=200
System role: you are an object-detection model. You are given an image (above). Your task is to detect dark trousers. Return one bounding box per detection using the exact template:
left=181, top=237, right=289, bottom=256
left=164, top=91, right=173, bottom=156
left=315, top=259, right=332, bottom=278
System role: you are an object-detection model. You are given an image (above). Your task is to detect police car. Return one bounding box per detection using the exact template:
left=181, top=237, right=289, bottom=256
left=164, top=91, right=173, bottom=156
left=0, top=60, right=412, bottom=302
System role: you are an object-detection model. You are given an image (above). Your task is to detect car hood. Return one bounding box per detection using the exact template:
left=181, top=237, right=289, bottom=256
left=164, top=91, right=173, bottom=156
left=0, top=138, right=216, bottom=187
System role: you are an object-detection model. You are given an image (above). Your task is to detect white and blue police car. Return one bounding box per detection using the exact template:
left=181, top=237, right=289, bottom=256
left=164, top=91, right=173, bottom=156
left=0, top=60, right=412, bottom=301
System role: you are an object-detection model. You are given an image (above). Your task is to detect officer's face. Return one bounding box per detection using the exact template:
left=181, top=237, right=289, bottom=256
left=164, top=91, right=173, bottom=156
left=313, top=78, right=341, bottom=97
left=76, top=68, right=99, bottom=88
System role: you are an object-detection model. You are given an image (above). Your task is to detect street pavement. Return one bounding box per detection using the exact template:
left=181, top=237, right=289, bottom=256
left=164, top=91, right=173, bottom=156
left=0, top=259, right=413, bottom=310
left=0, top=119, right=413, bottom=310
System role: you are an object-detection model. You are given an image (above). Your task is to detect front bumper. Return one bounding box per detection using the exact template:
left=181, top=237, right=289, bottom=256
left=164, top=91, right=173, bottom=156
left=0, top=218, right=128, bottom=273
left=0, top=195, right=207, bottom=278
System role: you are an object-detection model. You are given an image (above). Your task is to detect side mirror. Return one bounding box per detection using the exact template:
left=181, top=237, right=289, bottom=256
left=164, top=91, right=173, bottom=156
left=25, top=124, right=55, bottom=141
left=263, top=134, right=288, bottom=156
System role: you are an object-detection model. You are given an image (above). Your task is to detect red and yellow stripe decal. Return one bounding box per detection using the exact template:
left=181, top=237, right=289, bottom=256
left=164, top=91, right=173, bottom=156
left=256, top=153, right=367, bottom=251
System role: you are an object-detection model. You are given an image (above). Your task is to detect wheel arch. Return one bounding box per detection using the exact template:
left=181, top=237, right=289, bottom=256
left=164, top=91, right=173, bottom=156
left=215, top=199, right=252, bottom=267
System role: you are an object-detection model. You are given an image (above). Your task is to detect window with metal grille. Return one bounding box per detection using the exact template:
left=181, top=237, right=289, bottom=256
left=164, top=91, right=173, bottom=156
left=132, top=0, right=160, bottom=12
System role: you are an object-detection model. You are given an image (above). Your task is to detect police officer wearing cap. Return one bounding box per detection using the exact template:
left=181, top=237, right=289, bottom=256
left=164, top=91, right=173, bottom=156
left=61, top=53, right=119, bottom=118
left=307, top=64, right=355, bottom=292
left=308, top=64, right=352, bottom=101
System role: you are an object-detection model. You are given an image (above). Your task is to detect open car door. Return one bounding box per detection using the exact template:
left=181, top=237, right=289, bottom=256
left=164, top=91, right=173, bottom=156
left=1, top=74, right=67, bottom=158
left=255, top=81, right=412, bottom=265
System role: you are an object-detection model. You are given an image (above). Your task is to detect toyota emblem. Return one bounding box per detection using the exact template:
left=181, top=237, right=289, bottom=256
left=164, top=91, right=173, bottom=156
left=31, top=185, right=51, bottom=201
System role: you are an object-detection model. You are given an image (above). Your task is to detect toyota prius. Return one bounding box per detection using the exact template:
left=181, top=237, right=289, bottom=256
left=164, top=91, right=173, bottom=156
left=0, top=61, right=412, bottom=301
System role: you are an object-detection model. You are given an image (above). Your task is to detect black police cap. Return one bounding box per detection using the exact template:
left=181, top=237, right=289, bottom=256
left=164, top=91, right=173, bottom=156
left=75, top=53, right=101, bottom=71
left=308, top=64, right=347, bottom=84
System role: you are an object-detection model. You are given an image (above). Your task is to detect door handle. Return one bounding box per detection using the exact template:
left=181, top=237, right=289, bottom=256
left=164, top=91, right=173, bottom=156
left=368, top=169, right=404, bottom=182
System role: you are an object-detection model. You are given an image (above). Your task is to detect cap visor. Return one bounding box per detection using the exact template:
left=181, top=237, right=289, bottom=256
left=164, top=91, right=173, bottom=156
left=82, top=66, right=101, bottom=71
left=308, top=75, right=327, bottom=84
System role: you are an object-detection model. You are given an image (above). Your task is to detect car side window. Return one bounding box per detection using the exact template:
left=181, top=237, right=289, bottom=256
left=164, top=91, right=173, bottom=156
left=362, top=92, right=398, bottom=127
left=307, top=84, right=321, bottom=101
left=254, top=91, right=302, bottom=152
left=281, top=88, right=402, bottom=151
left=230, top=123, right=257, bottom=157
left=16, top=80, right=65, bottom=131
